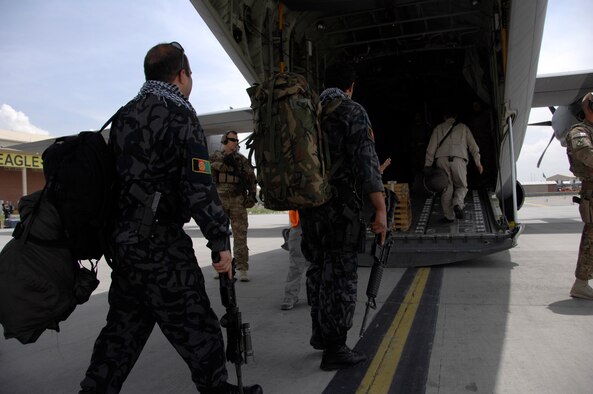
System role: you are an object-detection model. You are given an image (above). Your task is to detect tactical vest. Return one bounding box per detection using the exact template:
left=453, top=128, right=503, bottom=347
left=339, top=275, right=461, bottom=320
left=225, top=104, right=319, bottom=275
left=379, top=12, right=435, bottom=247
left=215, top=172, right=241, bottom=185
left=211, top=151, right=246, bottom=195
left=567, top=121, right=593, bottom=181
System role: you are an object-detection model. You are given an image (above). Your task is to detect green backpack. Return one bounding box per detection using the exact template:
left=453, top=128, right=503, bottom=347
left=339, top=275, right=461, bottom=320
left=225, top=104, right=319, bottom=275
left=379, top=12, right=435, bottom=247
left=246, top=72, right=332, bottom=210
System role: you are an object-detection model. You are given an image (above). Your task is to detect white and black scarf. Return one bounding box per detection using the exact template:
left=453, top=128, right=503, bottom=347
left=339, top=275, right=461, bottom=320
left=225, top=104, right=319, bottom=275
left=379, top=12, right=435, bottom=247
left=136, top=80, right=196, bottom=115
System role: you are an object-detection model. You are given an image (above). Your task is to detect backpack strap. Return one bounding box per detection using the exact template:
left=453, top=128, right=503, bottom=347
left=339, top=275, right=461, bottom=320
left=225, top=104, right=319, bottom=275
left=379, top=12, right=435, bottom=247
left=436, top=121, right=458, bottom=150
left=97, top=108, right=122, bottom=267
left=320, top=96, right=342, bottom=175
left=98, top=107, right=123, bottom=132
left=428, top=121, right=458, bottom=167
left=321, top=97, right=343, bottom=119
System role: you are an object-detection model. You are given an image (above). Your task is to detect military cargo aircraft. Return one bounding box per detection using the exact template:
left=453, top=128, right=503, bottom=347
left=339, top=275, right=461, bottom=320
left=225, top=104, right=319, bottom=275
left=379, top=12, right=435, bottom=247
left=190, top=0, right=593, bottom=267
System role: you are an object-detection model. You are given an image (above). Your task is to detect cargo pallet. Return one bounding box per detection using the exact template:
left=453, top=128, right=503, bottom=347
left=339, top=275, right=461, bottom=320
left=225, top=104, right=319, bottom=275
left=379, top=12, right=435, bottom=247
left=384, top=183, right=412, bottom=232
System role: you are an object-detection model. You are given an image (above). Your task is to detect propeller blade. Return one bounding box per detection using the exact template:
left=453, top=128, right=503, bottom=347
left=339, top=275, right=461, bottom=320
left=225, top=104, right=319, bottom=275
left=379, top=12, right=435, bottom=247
left=528, top=121, right=552, bottom=127
left=548, top=106, right=556, bottom=114
left=536, top=131, right=556, bottom=168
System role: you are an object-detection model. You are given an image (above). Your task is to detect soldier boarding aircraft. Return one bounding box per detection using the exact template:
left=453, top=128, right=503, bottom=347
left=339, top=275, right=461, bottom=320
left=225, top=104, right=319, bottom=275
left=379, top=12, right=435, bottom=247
left=189, top=0, right=593, bottom=267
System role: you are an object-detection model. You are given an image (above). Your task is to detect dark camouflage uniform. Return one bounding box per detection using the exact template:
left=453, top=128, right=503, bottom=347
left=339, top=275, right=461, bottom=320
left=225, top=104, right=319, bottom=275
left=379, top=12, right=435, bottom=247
left=300, top=88, right=384, bottom=348
left=210, top=151, right=256, bottom=272
left=567, top=120, right=593, bottom=281
left=80, top=82, right=231, bottom=393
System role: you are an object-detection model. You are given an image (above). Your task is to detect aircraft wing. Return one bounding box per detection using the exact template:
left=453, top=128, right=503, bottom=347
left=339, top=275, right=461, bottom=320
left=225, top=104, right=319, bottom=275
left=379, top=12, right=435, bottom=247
left=198, top=107, right=253, bottom=136
left=8, top=107, right=254, bottom=154
left=525, top=70, right=593, bottom=167
left=532, top=70, right=593, bottom=107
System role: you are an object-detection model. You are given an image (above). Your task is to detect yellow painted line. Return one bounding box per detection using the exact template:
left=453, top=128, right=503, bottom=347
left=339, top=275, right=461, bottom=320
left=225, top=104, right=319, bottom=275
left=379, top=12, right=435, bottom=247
left=356, top=268, right=430, bottom=394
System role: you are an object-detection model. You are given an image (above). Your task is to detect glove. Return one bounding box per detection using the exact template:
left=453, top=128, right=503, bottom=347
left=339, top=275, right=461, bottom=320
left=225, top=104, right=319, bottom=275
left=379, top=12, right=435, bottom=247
left=244, top=194, right=257, bottom=208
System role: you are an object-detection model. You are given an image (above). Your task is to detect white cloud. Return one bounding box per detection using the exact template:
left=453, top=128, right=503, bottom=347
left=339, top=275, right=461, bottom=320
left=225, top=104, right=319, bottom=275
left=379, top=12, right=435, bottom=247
left=0, top=104, right=49, bottom=135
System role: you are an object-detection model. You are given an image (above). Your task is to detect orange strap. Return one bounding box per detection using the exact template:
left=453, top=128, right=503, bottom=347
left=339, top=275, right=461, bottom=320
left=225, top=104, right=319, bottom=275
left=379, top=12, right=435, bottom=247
left=288, top=210, right=299, bottom=228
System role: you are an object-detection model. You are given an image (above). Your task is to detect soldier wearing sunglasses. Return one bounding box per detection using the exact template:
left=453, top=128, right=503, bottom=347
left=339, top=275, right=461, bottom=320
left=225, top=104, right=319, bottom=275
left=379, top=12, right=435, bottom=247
left=210, top=130, right=257, bottom=282
left=79, top=42, right=262, bottom=394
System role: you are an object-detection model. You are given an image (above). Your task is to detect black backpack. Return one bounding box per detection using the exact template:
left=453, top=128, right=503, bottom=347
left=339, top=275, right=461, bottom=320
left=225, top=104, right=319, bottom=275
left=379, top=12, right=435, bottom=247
left=0, top=113, right=119, bottom=343
left=0, top=191, right=99, bottom=344
left=41, top=111, right=119, bottom=261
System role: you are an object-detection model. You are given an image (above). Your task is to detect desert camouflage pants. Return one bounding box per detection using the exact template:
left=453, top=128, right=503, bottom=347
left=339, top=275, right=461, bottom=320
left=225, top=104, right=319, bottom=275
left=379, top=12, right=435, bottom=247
left=80, top=229, right=227, bottom=394
left=300, top=206, right=359, bottom=348
left=576, top=223, right=593, bottom=281
left=219, top=193, right=249, bottom=271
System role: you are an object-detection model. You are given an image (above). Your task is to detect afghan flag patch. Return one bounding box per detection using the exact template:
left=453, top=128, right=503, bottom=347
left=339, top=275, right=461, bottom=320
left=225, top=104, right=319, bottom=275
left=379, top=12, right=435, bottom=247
left=192, top=158, right=211, bottom=174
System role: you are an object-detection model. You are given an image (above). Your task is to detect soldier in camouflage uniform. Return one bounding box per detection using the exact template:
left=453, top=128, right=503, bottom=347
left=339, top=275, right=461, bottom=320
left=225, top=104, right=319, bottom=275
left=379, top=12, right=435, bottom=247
left=210, top=130, right=257, bottom=282
left=566, top=92, right=593, bottom=300
left=299, top=62, right=387, bottom=371
left=79, top=42, right=262, bottom=394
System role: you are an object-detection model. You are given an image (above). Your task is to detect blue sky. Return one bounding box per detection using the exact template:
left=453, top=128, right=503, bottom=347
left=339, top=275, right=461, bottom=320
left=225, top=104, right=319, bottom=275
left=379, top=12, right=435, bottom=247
left=1, top=0, right=592, bottom=182
left=0, top=0, right=250, bottom=136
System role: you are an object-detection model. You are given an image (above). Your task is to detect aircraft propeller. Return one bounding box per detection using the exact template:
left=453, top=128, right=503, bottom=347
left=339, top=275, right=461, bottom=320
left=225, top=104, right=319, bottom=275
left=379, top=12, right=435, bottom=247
left=531, top=107, right=557, bottom=168
left=531, top=103, right=582, bottom=168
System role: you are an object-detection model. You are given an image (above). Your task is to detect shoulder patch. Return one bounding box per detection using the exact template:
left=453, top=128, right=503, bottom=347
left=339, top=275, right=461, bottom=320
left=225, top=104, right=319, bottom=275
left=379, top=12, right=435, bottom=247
left=192, top=158, right=211, bottom=174
left=187, top=142, right=212, bottom=185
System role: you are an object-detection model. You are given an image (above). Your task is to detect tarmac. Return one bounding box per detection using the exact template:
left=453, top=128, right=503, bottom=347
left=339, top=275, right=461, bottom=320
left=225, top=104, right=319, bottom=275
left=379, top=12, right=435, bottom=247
left=1, top=193, right=593, bottom=394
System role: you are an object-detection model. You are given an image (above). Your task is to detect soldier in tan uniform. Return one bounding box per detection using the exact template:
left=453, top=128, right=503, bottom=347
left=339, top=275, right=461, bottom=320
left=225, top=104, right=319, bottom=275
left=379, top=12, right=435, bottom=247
left=211, top=130, right=257, bottom=282
left=566, top=92, right=593, bottom=300
left=425, top=107, right=483, bottom=221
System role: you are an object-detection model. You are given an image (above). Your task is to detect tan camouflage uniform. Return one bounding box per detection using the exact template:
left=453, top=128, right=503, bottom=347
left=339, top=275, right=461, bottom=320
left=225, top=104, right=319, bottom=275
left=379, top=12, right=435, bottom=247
left=566, top=120, right=593, bottom=281
left=210, top=150, right=256, bottom=272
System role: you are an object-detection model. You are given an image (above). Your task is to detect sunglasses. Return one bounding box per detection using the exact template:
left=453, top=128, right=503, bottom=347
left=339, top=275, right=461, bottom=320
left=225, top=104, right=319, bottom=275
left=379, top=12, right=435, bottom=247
left=226, top=137, right=239, bottom=142
left=169, top=41, right=185, bottom=75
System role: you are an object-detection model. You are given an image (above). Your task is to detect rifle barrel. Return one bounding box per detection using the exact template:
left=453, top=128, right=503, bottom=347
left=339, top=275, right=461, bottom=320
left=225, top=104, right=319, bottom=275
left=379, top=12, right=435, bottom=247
left=360, top=301, right=373, bottom=337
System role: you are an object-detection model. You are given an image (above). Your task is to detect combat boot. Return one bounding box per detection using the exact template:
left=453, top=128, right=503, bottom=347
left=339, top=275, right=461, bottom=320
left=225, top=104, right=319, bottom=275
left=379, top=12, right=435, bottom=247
left=570, top=279, right=593, bottom=300
left=239, top=270, right=250, bottom=282
left=310, top=333, right=325, bottom=350
left=280, top=297, right=298, bottom=310
left=320, top=344, right=366, bottom=371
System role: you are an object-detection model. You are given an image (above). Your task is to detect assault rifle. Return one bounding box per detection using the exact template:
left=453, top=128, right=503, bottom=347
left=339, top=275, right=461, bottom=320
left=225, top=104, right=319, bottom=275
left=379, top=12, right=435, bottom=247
left=359, top=189, right=398, bottom=338
left=214, top=253, right=254, bottom=394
